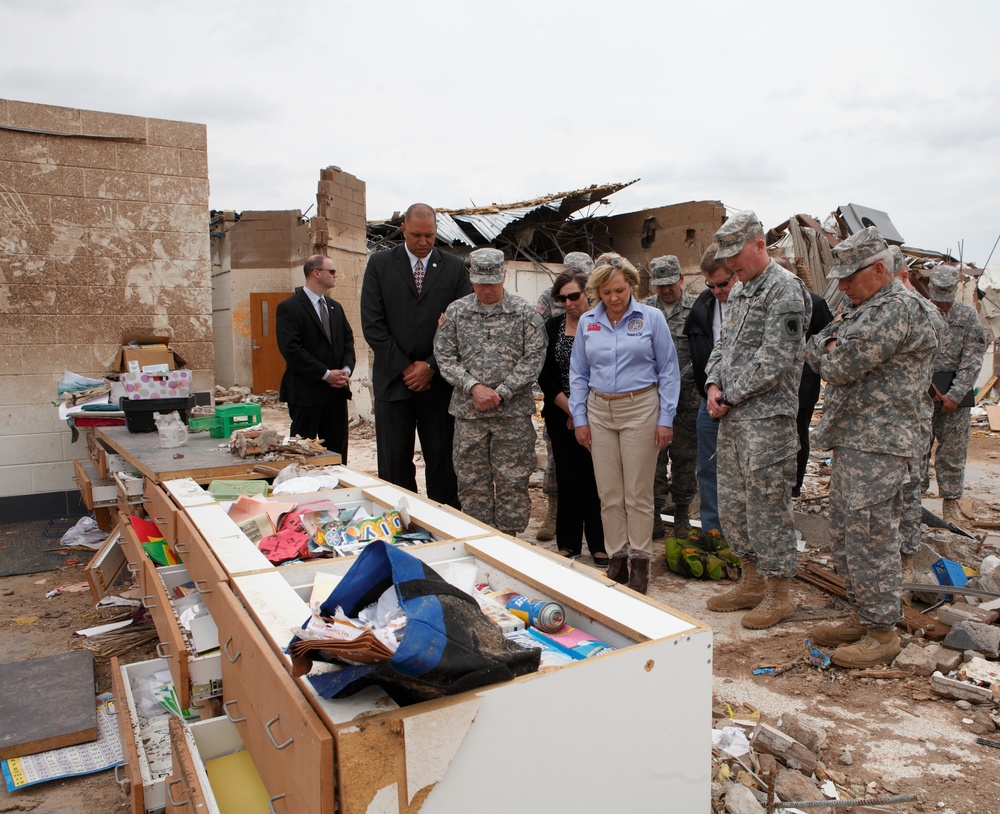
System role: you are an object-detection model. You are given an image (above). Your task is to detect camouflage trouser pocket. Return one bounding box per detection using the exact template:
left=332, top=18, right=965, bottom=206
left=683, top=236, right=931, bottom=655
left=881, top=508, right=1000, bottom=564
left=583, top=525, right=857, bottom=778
left=843, top=452, right=907, bottom=512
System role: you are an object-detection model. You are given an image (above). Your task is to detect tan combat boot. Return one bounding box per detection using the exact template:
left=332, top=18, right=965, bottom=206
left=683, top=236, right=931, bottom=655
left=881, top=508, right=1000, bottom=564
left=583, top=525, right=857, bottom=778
left=536, top=495, right=557, bottom=541
left=706, top=562, right=766, bottom=612
left=831, top=628, right=901, bottom=668
left=810, top=610, right=865, bottom=647
left=741, top=578, right=795, bottom=630
left=942, top=498, right=966, bottom=526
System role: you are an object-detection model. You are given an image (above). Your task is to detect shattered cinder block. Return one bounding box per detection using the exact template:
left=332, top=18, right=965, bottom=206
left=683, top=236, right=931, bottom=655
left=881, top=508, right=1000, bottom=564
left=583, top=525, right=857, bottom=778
left=930, top=672, right=994, bottom=703
left=750, top=722, right=817, bottom=775
left=892, top=643, right=938, bottom=676
left=774, top=769, right=825, bottom=807
left=776, top=713, right=827, bottom=752
left=937, top=603, right=999, bottom=626
left=942, top=621, right=1000, bottom=658
left=925, top=643, right=963, bottom=672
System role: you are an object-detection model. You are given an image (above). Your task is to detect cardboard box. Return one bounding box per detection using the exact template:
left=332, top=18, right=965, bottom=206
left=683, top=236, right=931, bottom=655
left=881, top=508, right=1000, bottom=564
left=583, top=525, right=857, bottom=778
left=121, top=370, right=192, bottom=400
left=113, top=333, right=187, bottom=373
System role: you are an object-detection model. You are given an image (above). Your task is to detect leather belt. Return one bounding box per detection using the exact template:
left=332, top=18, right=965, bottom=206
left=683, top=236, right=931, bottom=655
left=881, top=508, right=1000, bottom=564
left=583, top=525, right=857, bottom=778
left=591, top=383, right=656, bottom=401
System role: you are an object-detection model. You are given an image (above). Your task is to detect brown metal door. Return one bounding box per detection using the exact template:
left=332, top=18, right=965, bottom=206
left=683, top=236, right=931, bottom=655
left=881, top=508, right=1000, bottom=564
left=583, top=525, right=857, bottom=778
left=250, top=293, right=288, bottom=394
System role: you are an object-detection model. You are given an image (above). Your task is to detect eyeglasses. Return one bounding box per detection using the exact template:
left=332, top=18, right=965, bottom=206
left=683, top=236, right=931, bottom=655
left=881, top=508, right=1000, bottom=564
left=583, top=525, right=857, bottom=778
left=596, top=256, right=623, bottom=269
left=705, top=277, right=733, bottom=290
left=554, top=291, right=584, bottom=303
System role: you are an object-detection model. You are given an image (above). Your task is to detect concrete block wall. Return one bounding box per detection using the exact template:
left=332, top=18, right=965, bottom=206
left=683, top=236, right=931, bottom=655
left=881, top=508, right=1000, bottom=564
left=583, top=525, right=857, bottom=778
left=0, top=98, right=212, bottom=514
left=312, top=167, right=370, bottom=419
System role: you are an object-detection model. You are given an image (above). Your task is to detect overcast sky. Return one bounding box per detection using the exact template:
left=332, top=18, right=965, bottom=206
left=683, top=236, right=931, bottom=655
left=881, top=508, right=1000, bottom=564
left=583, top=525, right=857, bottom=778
left=3, top=1, right=998, bottom=265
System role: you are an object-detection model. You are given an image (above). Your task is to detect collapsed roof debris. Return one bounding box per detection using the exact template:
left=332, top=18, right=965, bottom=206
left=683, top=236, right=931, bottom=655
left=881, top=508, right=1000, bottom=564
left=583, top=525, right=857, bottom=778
left=366, top=180, right=638, bottom=267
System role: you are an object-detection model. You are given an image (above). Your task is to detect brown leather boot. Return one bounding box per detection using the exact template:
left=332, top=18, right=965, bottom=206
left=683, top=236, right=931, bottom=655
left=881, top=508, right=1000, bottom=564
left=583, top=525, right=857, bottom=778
left=810, top=610, right=865, bottom=647
left=831, top=628, right=901, bottom=668
left=606, top=552, right=629, bottom=585
left=627, top=553, right=650, bottom=595
left=741, top=578, right=795, bottom=630
left=672, top=504, right=692, bottom=538
left=536, top=495, right=557, bottom=541
left=706, top=562, right=766, bottom=612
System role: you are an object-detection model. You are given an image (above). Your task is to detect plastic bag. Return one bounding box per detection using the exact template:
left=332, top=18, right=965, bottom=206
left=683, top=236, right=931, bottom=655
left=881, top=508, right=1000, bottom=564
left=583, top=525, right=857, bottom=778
left=154, top=411, right=187, bottom=448
left=59, top=516, right=107, bottom=548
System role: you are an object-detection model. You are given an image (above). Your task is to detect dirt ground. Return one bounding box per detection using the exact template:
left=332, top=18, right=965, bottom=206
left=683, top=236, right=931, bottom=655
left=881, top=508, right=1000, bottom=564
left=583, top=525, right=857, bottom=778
left=2, top=415, right=998, bottom=813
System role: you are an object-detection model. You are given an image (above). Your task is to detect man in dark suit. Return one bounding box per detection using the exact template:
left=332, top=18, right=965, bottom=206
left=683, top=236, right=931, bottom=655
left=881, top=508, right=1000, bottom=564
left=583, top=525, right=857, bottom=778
left=276, top=255, right=355, bottom=461
left=361, top=203, right=471, bottom=507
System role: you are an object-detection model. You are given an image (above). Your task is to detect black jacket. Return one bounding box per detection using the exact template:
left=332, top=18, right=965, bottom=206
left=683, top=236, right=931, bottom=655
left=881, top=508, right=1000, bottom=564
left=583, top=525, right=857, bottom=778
left=276, top=289, right=355, bottom=407
left=683, top=288, right=717, bottom=400
left=361, top=246, right=472, bottom=402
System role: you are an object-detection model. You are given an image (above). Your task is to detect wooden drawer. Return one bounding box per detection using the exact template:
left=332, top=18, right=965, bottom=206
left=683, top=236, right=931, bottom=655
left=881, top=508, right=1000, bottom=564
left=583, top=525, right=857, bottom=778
left=142, top=560, right=222, bottom=712
left=145, top=479, right=177, bottom=544
left=120, top=516, right=150, bottom=598
left=173, top=512, right=229, bottom=621
left=109, top=656, right=175, bottom=814
left=74, top=458, right=117, bottom=509
left=166, top=715, right=277, bottom=814
left=213, top=583, right=334, bottom=814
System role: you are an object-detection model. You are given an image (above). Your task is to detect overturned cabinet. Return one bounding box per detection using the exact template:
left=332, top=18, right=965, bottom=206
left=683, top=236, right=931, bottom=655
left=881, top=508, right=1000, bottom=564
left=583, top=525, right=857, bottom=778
left=220, top=535, right=713, bottom=813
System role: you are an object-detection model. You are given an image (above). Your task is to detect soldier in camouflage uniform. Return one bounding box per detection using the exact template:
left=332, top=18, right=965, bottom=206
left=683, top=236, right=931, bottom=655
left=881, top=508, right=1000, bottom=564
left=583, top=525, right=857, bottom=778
left=535, top=252, right=593, bottom=541
left=889, top=246, right=944, bottom=590
left=703, top=211, right=812, bottom=630
left=923, top=265, right=986, bottom=526
left=642, top=255, right=698, bottom=538
left=805, top=228, right=939, bottom=668
left=434, top=248, right=547, bottom=535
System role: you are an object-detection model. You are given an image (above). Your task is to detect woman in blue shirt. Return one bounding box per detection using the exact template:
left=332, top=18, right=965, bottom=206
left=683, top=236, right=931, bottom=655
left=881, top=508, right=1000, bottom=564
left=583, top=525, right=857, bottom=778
left=569, top=253, right=680, bottom=594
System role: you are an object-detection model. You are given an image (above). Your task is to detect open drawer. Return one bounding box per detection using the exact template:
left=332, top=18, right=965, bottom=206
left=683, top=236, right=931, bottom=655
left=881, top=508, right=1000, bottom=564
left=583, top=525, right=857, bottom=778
left=227, top=535, right=713, bottom=814
left=142, top=561, right=222, bottom=712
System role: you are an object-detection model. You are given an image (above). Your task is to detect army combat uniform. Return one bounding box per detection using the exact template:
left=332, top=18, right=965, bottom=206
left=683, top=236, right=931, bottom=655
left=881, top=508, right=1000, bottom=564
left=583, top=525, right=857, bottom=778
left=806, top=277, right=939, bottom=629
left=704, top=260, right=811, bottom=579
left=434, top=264, right=546, bottom=535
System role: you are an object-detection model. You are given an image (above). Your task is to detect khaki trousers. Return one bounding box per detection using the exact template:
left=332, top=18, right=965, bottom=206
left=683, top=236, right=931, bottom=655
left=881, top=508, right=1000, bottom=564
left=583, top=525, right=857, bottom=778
left=587, top=387, right=660, bottom=557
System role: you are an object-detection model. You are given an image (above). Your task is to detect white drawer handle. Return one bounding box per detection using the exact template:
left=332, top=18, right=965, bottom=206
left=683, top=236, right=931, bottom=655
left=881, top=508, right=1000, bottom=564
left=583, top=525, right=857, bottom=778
left=223, top=636, right=241, bottom=663
left=105, top=699, right=118, bottom=716
left=265, top=716, right=293, bottom=750
left=141, top=595, right=157, bottom=609
left=175, top=542, right=189, bottom=554
left=154, top=515, right=167, bottom=525
left=268, top=794, right=286, bottom=813
left=167, top=778, right=189, bottom=807
left=223, top=699, right=246, bottom=723
left=155, top=642, right=172, bottom=660
left=114, top=764, right=129, bottom=787
left=195, top=579, right=212, bottom=595
left=126, top=561, right=140, bottom=574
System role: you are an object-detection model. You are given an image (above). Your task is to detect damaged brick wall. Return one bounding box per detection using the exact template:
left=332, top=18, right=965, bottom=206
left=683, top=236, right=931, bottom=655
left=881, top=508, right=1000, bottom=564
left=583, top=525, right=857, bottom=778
left=212, top=210, right=310, bottom=387
left=0, top=98, right=212, bottom=504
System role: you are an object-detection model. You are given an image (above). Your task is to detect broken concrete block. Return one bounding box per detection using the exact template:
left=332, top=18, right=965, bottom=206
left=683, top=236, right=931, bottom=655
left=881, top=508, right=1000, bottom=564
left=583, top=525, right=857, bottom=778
left=960, top=656, right=1000, bottom=700
left=925, top=643, right=963, bottom=672
left=937, top=603, right=999, bottom=626
left=724, top=782, right=765, bottom=814
left=774, top=768, right=825, bottom=806
left=930, top=672, right=994, bottom=703
left=751, top=722, right=818, bottom=775
left=776, top=713, right=827, bottom=752
left=892, top=643, right=937, bottom=676
left=943, top=621, right=1000, bottom=658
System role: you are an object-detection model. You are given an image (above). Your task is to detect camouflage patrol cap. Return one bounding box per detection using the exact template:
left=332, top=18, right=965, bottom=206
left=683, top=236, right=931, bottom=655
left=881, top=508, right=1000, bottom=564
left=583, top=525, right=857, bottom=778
left=929, top=265, right=959, bottom=303
left=715, top=210, right=764, bottom=259
left=828, top=226, right=889, bottom=280
left=649, top=255, right=682, bottom=286
left=468, top=248, right=506, bottom=284
left=563, top=252, right=594, bottom=273
left=889, top=245, right=907, bottom=276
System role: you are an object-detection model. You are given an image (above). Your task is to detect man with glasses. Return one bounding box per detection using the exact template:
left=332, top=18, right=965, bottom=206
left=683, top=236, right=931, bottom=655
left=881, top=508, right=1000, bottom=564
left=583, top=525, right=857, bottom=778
left=805, top=227, right=939, bottom=667
left=276, top=255, right=355, bottom=459
left=684, top=245, right=733, bottom=533
left=643, top=255, right=698, bottom=538
left=703, top=211, right=811, bottom=629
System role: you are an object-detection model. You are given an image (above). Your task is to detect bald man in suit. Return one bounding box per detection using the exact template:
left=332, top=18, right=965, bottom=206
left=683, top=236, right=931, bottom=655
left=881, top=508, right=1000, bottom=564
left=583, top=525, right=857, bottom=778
left=276, top=255, right=355, bottom=460
left=361, top=203, right=471, bottom=507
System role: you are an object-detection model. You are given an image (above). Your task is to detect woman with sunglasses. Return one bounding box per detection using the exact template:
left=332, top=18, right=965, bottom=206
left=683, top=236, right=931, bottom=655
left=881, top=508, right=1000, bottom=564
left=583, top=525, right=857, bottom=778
left=569, top=253, right=680, bottom=594
left=538, top=268, right=608, bottom=566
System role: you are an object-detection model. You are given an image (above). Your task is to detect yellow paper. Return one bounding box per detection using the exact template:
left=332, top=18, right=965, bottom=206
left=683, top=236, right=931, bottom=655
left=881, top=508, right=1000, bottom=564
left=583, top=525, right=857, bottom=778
left=204, top=750, right=270, bottom=813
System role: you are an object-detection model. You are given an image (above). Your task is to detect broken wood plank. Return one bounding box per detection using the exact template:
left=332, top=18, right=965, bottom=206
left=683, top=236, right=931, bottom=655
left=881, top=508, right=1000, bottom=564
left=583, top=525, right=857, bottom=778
left=984, top=404, right=1000, bottom=432
left=750, top=722, right=817, bottom=774
left=975, top=374, right=998, bottom=404
left=797, top=563, right=951, bottom=640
